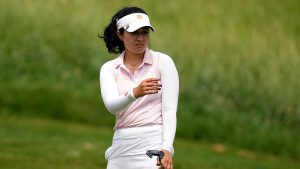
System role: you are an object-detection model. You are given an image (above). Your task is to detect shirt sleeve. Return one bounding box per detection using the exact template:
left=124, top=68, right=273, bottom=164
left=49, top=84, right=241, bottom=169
left=159, top=54, right=179, bottom=155
left=99, top=61, right=136, bottom=115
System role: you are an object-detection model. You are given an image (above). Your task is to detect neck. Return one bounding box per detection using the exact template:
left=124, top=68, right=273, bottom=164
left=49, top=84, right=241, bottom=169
left=124, top=50, right=145, bottom=67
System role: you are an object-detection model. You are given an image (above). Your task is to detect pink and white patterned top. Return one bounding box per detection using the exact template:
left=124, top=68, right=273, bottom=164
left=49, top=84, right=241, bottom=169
left=100, top=48, right=179, bottom=154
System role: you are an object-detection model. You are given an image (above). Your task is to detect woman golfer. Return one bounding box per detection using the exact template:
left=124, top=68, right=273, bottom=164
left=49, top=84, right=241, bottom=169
left=99, top=6, right=179, bottom=169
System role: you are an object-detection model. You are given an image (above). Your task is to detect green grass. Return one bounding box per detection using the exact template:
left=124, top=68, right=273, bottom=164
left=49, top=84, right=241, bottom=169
left=0, top=0, right=300, bottom=159
left=0, top=115, right=110, bottom=169
left=1, top=115, right=300, bottom=169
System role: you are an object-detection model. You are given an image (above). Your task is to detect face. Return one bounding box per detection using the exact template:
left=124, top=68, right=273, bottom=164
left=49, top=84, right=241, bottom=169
left=117, top=27, right=150, bottom=55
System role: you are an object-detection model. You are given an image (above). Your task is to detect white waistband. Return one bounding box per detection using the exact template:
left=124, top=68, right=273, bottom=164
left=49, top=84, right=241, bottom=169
left=113, top=124, right=162, bottom=140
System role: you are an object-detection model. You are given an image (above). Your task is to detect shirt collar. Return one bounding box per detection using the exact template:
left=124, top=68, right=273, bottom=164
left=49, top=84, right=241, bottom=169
left=114, top=48, right=153, bottom=68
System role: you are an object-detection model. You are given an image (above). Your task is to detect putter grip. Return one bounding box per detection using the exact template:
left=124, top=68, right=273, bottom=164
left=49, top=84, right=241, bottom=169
left=146, top=150, right=165, bottom=159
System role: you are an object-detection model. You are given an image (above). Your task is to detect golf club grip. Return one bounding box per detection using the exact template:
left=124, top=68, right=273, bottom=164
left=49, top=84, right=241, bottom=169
left=146, top=150, right=165, bottom=159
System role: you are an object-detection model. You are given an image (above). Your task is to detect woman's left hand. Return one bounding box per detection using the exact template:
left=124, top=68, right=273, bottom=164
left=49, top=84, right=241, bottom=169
left=156, top=149, right=173, bottom=169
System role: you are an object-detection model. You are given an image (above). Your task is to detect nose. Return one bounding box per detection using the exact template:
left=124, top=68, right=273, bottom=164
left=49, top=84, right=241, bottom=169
left=136, top=34, right=144, bottom=41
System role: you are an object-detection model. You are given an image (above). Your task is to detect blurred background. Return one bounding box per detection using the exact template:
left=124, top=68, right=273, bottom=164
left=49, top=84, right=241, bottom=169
left=1, top=0, right=299, bottom=168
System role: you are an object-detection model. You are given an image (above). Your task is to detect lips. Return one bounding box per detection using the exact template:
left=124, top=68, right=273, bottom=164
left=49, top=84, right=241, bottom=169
left=135, top=44, right=145, bottom=48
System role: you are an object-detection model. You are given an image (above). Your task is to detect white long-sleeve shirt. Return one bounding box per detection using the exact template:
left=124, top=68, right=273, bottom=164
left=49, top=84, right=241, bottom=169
left=99, top=48, right=179, bottom=154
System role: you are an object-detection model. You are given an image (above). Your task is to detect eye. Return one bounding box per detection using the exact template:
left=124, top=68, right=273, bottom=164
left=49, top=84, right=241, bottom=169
left=142, top=31, right=149, bottom=35
left=130, top=28, right=150, bottom=36
left=142, top=27, right=150, bottom=33
left=132, top=31, right=140, bottom=36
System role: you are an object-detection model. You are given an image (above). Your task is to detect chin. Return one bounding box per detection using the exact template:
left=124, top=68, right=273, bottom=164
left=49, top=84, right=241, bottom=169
left=134, top=48, right=146, bottom=54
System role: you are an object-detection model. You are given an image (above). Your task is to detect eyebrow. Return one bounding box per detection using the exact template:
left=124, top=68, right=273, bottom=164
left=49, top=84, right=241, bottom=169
left=132, top=28, right=150, bottom=34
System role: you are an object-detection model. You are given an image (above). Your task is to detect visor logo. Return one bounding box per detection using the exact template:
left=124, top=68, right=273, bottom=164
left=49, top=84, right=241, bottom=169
left=137, top=14, right=143, bottom=19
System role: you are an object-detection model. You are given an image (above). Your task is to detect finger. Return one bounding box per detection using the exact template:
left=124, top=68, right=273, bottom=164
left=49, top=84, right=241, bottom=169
left=144, top=85, right=161, bottom=90
left=162, top=159, right=172, bottom=169
left=141, top=82, right=161, bottom=88
left=143, top=86, right=161, bottom=91
left=167, top=162, right=172, bottom=169
left=144, top=78, right=160, bottom=83
left=145, top=81, right=161, bottom=87
left=141, top=81, right=162, bottom=90
left=162, top=160, right=167, bottom=169
left=144, top=81, right=161, bottom=86
left=156, top=157, right=161, bottom=166
left=142, top=84, right=160, bottom=89
left=148, top=82, right=162, bottom=87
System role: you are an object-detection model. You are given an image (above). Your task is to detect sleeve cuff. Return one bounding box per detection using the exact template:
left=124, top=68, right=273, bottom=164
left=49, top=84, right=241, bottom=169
left=129, top=88, right=137, bottom=100
left=161, top=145, right=174, bottom=156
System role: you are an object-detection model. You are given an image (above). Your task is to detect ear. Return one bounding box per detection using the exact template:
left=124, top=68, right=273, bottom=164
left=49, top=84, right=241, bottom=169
left=116, top=31, right=124, bottom=41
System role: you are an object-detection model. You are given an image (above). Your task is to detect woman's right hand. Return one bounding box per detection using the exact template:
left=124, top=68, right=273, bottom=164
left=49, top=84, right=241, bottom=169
left=133, top=78, right=161, bottom=98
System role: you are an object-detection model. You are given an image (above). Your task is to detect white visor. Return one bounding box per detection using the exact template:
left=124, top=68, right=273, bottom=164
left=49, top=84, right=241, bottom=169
left=117, top=13, right=154, bottom=32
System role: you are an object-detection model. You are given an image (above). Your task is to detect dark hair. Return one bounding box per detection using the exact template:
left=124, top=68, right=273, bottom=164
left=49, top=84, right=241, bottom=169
left=99, top=7, right=147, bottom=54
